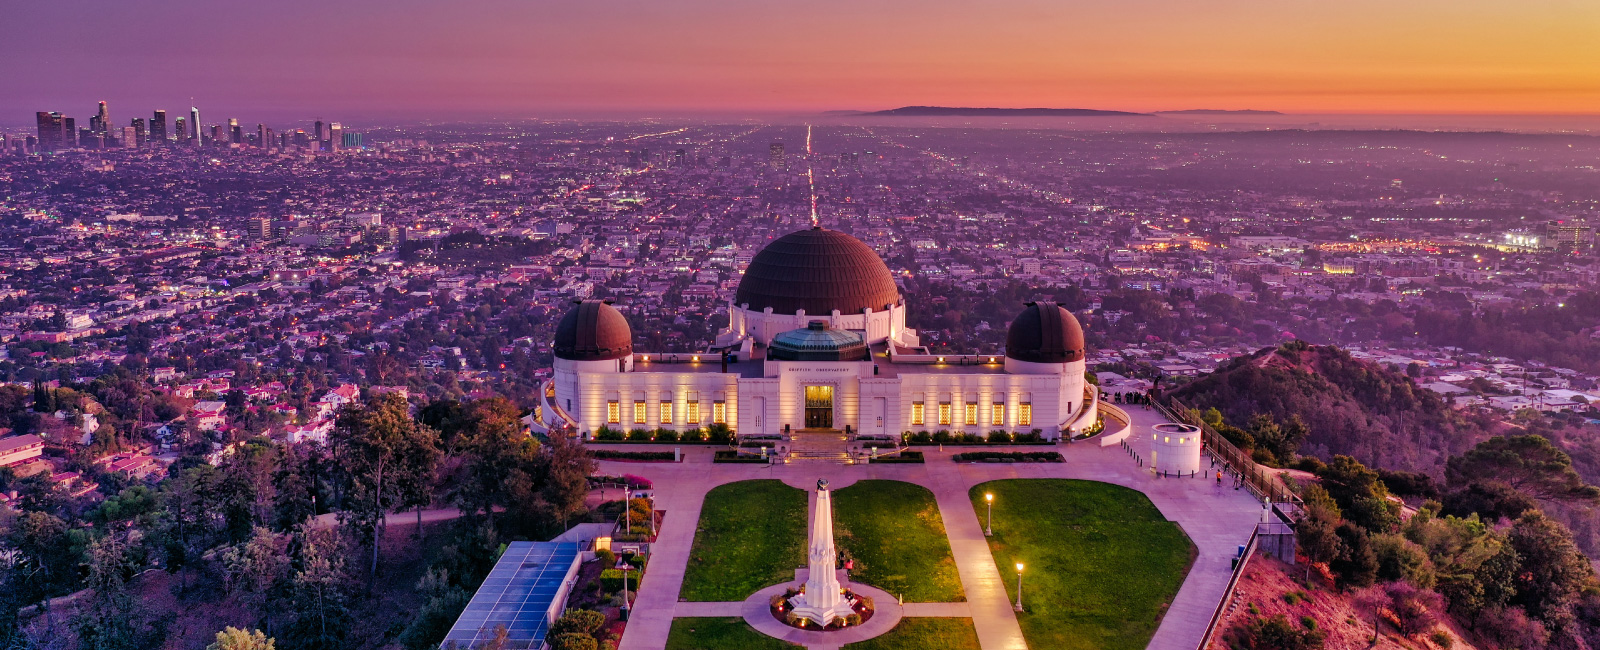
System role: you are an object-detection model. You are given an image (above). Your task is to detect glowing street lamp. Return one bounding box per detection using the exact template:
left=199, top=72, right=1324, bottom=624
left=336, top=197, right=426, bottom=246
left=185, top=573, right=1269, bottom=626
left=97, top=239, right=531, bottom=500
left=984, top=493, right=994, bottom=536
left=1014, top=563, right=1025, bottom=612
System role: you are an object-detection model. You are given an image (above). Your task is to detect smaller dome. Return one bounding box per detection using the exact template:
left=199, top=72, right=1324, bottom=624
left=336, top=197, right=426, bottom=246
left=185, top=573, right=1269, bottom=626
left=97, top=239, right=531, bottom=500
left=767, top=321, right=868, bottom=362
left=1005, top=302, right=1086, bottom=364
left=554, top=300, right=633, bottom=361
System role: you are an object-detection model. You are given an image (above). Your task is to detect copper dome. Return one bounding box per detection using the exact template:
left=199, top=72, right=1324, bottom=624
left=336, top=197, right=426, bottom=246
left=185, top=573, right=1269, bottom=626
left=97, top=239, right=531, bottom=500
left=735, top=227, right=900, bottom=315
left=1005, top=302, right=1086, bottom=364
left=553, top=300, right=633, bottom=361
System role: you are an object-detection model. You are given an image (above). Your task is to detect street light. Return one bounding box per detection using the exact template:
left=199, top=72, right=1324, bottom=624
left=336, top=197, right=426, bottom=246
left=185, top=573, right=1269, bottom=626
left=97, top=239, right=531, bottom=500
left=984, top=493, right=994, bottom=536
left=1014, top=563, right=1024, bottom=612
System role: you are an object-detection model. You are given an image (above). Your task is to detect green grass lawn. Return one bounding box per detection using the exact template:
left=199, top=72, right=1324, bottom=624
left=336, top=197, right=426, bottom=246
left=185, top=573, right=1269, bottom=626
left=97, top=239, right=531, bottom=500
left=842, top=617, right=980, bottom=650
left=833, top=480, right=965, bottom=602
left=680, top=479, right=807, bottom=601
left=970, top=479, right=1195, bottom=650
left=665, top=617, right=801, bottom=650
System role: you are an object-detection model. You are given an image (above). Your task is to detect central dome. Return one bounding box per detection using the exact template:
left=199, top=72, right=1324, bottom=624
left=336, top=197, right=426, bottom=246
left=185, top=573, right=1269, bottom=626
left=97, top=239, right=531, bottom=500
left=735, top=227, right=900, bottom=315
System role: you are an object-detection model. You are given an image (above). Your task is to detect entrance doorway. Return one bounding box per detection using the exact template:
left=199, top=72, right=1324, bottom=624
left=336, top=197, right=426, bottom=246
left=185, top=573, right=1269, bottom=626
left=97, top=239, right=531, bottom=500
left=804, top=385, right=834, bottom=429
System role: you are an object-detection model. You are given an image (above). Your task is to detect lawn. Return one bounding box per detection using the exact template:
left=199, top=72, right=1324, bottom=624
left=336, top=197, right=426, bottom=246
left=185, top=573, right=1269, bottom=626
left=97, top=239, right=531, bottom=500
left=665, top=617, right=801, bottom=650
left=970, top=479, right=1195, bottom=650
left=680, top=479, right=807, bottom=601
left=832, top=480, right=965, bottom=602
left=842, top=617, right=980, bottom=650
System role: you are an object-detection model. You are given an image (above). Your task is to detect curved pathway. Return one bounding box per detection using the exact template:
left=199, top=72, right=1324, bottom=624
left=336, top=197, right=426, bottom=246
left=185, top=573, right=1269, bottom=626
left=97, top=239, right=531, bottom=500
left=610, top=413, right=1261, bottom=650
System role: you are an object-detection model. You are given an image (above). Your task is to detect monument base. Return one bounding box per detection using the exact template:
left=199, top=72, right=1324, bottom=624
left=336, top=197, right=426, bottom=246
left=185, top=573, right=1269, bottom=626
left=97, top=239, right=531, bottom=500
left=787, top=596, right=852, bottom=627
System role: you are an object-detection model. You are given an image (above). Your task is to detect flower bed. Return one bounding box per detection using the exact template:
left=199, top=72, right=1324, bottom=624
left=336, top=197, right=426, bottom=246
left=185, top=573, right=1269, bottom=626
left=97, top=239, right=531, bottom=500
left=769, top=586, right=875, bottom=631
left=592, top=424, right=734, bottom=444
left=950, top=451, right=1064, bottom=463
left=902, top=429, right=1055, bottom=445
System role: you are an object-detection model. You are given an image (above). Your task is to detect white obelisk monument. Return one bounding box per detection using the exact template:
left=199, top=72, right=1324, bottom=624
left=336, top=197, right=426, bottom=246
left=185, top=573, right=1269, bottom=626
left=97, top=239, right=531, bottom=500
left=790, top=478, right=849, bottom=625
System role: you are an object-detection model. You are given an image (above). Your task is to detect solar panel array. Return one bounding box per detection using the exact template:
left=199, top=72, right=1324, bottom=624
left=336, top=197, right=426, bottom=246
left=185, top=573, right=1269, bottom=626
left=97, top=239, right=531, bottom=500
left=442, top=541, right=584, bottom=649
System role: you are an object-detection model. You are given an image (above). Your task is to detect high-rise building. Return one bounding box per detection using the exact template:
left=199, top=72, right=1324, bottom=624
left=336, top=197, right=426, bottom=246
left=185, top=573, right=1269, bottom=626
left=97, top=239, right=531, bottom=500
left=313, top=120, right=326, bottom=150
left=189, top=107, right=202, bottom=145
left=211, top=124, right=223, bottom=144
left=35, top=112, right=65, bottom=151
left=257, top=124, right=267, bottom=148
left=1545, top=220, right=1595, bottom=254
left=151, top=110, right=167, bottom=144
left=174, top=117, right=187, bottom=143
left=329, top=123, right=343, bottom=152
left=341, top=131, right=362, bottom=149
left=247, top=217, right=272, bottom=241
left=120, top=126, right=137, bottom=148
left=769, top=142, right=786, bottom=169
left=131, top=118, right=147, bottom=147
left=95, top=101, right=110, bottom=134
left=228, top=118, right=242, bottom=144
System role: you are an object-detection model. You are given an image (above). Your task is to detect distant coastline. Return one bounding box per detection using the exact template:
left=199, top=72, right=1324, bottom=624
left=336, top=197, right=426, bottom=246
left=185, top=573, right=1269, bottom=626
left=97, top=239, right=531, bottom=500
left=1155, top=109, right=1285, bottom=115
left=849, top=106, right=1150, bottom=117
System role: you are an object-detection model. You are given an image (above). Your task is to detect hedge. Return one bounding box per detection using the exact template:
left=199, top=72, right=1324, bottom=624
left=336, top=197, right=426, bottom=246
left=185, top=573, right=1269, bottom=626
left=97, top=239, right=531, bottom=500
left=870, top=451, right=924, bottom=464
left=902, top=429, right=1053, bottom=445
left=600, top=568, right=640, bottom=593
left=592, top=450, right=676, bottom=462
left=950, top=451, right=1064, bottom=463
left=590, top=424, right=731, bottom=444
left=713, top=450, right=768, bottom=464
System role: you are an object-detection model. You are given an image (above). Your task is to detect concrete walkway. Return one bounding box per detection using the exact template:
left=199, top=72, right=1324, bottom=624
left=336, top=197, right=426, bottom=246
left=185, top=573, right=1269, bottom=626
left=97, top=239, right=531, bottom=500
left=611, top=412, right=1261, bottom=650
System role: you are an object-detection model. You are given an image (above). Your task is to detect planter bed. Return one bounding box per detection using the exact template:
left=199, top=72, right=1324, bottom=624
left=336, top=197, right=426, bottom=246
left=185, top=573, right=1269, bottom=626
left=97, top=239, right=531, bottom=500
left=869, top=451, right=924, bottom=464
left=593, top=450, right=678, bottom=462
left=713, top=450, right=769, bottom=464
left=951, top=451, right=1064, bottom=463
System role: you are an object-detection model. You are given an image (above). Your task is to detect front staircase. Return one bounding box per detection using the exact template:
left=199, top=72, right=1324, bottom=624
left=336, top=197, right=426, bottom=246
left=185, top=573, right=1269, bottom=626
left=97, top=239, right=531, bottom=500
left=786, top=430, right=853, bottom=464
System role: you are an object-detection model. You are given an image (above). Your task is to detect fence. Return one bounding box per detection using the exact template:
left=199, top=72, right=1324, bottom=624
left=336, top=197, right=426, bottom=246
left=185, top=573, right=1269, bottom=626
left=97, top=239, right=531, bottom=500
left=1155, top=398, right=1302, bottom=508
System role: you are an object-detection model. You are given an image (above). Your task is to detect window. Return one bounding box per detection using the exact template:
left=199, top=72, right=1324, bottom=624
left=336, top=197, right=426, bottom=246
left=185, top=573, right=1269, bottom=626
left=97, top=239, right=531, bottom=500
left=633, top=401, right=646, bottom=424
left=911, top=401, right=925, bottom=426
left=606, top=400, right=620, bottom=424
left=686, top=400, right=701, bottom=425
left=965, top=402, right=978, bottom=426
left=713, top=401, right=726, bottom=424
left=659, top=401, right=673, bottom=424
left=938, top=402, right=952, bottom=426
left=1019, top=402, right=1033, bottom=427
left=992, top=402, right=1005, bottom=426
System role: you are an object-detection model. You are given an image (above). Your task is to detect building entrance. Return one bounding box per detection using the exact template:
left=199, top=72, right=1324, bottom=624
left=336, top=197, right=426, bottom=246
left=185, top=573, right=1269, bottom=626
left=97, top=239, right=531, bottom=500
left=804, top=385, right=834, bottom=429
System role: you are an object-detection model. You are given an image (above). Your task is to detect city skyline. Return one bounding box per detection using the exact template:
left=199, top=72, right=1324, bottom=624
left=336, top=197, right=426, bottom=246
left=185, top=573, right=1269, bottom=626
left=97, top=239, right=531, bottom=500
left=3, top=0, right=1597, bottom=119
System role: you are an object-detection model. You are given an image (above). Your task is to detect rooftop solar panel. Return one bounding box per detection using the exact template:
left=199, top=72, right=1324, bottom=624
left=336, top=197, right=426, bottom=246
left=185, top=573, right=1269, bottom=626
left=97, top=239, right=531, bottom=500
left=442, top=541, right=585, bottom=649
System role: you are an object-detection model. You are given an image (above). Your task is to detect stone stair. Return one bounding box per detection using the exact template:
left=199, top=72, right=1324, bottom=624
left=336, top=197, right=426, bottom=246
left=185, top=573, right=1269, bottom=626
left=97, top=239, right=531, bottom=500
left=787, top=430, right=853, bottom=464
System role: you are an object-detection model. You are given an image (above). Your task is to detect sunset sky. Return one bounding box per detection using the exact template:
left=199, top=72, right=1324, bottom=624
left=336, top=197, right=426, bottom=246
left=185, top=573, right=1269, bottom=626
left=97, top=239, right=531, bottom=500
left=4, top=0, right=1597, bottom=119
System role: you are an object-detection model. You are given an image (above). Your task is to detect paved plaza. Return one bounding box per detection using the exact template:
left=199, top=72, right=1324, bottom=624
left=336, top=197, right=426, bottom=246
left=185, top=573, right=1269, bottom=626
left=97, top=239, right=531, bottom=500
left=609, top=404, right=1262, bottom=650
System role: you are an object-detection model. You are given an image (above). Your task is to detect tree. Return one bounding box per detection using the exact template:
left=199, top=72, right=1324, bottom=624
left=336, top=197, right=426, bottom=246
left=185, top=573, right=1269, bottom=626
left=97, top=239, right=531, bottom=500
left=1442, top=480, right=1538, bottom=522
left=4, top=511, right=83, bottom=629
left=1446, top=435, right=1600, bottom=504
left=450, top=397, right=538, bottom=523
left=331, top=392, right=436, bottom=581
left=217, top=527, right=291, bottom=634
left=1507, top=510, right=1593, bottom=624
left=73, top=533, right=165, bottom=650
left=1384, top=581, right=1445, bottom=637
left=207, top=627, right=275, bottom=650
left=1318, top=455, right=1399, bottom=532
left=1371, top=534, right=1436, bottom=589
left=1222, top=614, right=1325, bottom=650
left=280, top=526, right=352, bottom=650
left=1331, top=522, right=1379, bottom=591
left=1296, top=486, right=1342, bottom=579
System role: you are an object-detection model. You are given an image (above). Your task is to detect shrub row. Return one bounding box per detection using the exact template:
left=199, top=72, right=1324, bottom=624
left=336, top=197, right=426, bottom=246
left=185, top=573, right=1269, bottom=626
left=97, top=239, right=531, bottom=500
left=870, top=451, right=924, bottom=464
left=599, top=568, right=640, bottom=592
left=951, top=451, right=1064, bottom=463
left=903, top=429, right=1052, bottom=445
left=591, top=450, right=676, bottom=462
left=593, top=423, right=734, bottom=443
left=713, top=449, right=768, bottom=464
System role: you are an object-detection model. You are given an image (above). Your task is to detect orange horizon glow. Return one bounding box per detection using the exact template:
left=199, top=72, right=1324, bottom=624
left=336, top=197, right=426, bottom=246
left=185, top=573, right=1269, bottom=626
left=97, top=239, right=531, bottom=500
left=2, top=0, right=1597, bottom=117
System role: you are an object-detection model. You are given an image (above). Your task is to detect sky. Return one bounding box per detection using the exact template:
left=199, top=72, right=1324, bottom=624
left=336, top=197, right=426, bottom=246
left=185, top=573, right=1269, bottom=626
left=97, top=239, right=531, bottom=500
left=3, top=0, right=1598, bottom=122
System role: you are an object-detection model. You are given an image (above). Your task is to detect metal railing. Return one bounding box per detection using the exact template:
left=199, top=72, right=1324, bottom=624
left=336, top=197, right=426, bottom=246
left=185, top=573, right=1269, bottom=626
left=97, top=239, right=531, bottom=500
left=1197, top=527, right=1260, bottom=649
left=1156, top=398, right=1302, bottom=508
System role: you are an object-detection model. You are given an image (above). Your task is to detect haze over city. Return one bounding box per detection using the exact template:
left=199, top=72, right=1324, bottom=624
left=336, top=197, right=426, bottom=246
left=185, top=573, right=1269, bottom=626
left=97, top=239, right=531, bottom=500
left=3, top=3, right=1600, bottom=650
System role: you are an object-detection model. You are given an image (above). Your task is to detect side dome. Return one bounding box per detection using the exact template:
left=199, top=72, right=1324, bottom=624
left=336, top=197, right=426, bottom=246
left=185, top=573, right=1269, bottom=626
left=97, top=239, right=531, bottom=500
left=553, top=300, right=633, bottom=361
left=1005, top=302, right=1085, bottom=364
left=734, top=227, right=900, bottom=315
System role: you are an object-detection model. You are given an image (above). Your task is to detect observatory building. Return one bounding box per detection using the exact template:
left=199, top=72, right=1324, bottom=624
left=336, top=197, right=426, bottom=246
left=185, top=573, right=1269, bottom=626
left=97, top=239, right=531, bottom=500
left=535, top=227, right=1099, bottom=441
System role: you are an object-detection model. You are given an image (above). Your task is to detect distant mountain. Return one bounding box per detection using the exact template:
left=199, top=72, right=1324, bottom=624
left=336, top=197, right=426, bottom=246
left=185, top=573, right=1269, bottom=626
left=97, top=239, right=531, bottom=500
left=855, top=106, right=1150, bottom=117
left=1165, top=342, right=1494, bottom=471
left=1155, top=109, right=1284, bottom=115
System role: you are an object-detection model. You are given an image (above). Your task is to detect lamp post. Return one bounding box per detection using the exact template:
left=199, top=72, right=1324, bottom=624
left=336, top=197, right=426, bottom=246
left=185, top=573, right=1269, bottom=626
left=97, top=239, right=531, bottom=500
left=647, top=492, right=657, bottom=536
left=619, top=560, right=631, bottom=620
left=1014, top=563, right=1024, bottom=612
left=985, top=493, right=994, bottom=537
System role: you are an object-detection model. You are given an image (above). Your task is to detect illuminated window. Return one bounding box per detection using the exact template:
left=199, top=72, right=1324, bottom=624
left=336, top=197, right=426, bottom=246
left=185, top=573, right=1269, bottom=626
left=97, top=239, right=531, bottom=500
left=606, top=401, right=620, bottom=424
left=633, top=401, right=646, bottom=424
left=713, top=401, right=726, bottom=424
left=964, top=402, right=978, bottom=426
left=659, top=401, right=673, bottom=424
left=686, top=400, right=701, bottom=425
left=938, top=402, right=952, bottom=426
left=1019, top=403, right=1033, bottom=427
left=992, top=403, right=1005, bottom=426
left=911, top=401, right=925, bottom=426
left=534, top=405, right=543, bottom=422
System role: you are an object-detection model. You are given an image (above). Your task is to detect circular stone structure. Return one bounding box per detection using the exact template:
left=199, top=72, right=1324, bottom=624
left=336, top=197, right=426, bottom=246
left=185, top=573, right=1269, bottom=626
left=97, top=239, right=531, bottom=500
left=1005, top=301, right=1086, bottom=364
left=734, top=227, right=901, bottom=316
left=1150, top=423, right=1203, bottom=475
left=741, top=579, right=902, bottom=646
